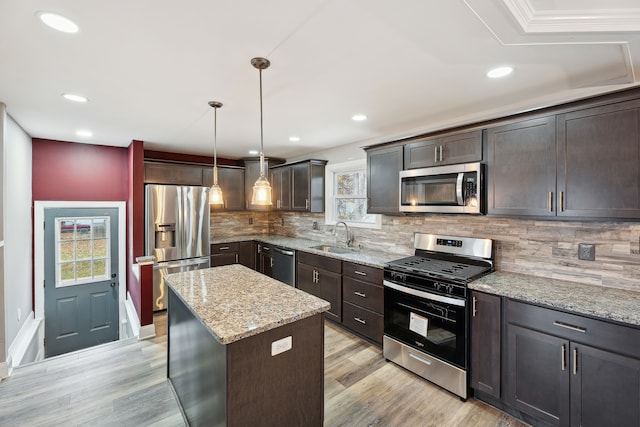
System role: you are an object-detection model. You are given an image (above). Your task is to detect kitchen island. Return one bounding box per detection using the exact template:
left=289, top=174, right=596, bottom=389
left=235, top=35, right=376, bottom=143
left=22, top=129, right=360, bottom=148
left=164, top=264, right=330, bottom=427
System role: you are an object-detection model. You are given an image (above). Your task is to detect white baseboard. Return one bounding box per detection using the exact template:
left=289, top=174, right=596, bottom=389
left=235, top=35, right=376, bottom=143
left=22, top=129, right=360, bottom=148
left=7, top=312, right=41, bottom=371
left=0, top=360, right=8, bottom=380
left=125, top=292, right=155, bottom=340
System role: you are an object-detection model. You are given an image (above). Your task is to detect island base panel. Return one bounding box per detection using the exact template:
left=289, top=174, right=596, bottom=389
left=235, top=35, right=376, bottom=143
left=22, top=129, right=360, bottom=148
left=227, top=313, right=324, bottom=427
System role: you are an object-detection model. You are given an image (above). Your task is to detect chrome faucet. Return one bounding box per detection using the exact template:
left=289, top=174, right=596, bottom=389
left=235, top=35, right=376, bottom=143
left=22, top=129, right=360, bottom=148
left=333, top=221, right=352, bottom=247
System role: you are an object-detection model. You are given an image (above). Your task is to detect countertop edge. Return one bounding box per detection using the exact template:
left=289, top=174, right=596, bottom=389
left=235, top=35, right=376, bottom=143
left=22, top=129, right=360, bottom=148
left=165, top=265, right=331, bottom=345
left=470, top=271, right=640, bottom=328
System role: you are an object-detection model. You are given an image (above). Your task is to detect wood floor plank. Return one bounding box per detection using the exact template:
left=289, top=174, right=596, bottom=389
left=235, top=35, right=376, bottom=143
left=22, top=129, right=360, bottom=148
left=0, top=317, right=528, bottom=427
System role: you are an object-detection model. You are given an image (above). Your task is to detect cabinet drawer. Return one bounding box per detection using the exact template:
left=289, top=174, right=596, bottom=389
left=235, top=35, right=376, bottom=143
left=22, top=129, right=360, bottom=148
left=342, top=262, right=382, bottom=284
left=343, top=277, right=383, bottom=313
left=342, top=302, right=383, bottom=343
left=297, top=251, right=341, bottom=274
left=211, top=242, right=239, bottom=254
left=211, top=253, right=237, bottom=267
left=506, top=299, right=640, bottom=359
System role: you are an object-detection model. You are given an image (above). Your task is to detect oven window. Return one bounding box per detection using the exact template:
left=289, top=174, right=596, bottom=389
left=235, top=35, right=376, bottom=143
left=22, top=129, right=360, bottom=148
left=400, top=174, right=458, bottom=206
left=384, top=286, right=467, bottom=368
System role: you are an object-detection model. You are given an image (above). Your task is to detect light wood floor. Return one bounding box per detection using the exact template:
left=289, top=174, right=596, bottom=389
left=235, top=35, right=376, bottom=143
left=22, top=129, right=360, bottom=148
left=0, top=315, right=527, bottom=427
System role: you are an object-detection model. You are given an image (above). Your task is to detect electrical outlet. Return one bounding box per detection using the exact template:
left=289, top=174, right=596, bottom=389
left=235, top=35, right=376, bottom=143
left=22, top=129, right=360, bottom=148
left=248, top=217, right=253, bottom=225
left=578, top=243, right=595, bottom=261
left=312, top=221, right=319, bottom=230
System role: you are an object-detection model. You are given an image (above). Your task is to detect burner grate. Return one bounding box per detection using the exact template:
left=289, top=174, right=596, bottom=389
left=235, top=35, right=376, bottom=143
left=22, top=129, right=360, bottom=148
left=386, top=255, right=490, bottom=282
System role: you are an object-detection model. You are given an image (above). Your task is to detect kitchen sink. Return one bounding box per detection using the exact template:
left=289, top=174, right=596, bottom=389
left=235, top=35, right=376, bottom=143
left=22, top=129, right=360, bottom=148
left=309, top=245, right=353, bottom=254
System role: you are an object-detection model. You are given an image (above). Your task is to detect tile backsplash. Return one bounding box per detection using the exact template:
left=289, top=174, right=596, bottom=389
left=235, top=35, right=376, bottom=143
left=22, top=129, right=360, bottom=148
left=212, top=210, right=640, bottom=292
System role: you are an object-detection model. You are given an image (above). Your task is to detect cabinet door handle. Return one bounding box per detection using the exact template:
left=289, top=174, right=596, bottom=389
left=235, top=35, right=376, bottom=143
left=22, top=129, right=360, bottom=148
left=354, top=317, right=366, bottom=325
left=354, top=270, right=367, bottom=276
left=306, top=199, right=310, bottom=210
left=472, top=296, right=477, bottom=317
left=549, top=192, right=553, bottom=212
left=434, top=146, right=438, bottom=162
left=561, top=344, right=566, bottom=371
left=354, top=291, right=367, bottom=298
left=573, top=348, right=578, bottom=375
left=553, top=321, right=586, bottom=333
left=560, top=191, right=564, bottom=212
left=224, top=200, right=227, bottom=209
left=439, top=145, right=443, bottom=162
left=235, top=254, right=239, bottom=264
left=270, top=258, right=273, bottom=268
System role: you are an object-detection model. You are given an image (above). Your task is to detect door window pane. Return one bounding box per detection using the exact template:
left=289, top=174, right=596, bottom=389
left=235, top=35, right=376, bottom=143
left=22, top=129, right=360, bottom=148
left=55, top=216, right=111, bottom=287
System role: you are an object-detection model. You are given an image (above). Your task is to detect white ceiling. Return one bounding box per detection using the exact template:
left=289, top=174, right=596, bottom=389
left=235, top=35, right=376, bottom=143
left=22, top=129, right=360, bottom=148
left=1, top=0, right=640, bottom=160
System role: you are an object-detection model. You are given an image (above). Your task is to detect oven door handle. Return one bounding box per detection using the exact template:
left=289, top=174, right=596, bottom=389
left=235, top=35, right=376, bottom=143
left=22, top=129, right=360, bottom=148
left=383, top=280, right=466, bottom=307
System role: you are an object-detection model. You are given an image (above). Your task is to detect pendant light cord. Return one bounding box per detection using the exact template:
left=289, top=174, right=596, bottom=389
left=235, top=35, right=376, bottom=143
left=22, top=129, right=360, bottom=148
left=259, top=67, right=265, bottom=177
left=213, top=105, right=218, bottom=185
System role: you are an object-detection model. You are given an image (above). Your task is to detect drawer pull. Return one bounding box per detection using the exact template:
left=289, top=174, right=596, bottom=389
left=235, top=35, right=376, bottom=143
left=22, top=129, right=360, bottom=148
left=409, top=352, right=432, bottom=366
left=553, top=321, right=586, bottom=333
left=354, top=291, right=367, bottom=298
left=354, top=270, right=367, bottom=276
left=219, top=246, right=230, bottom=251
left=354, top=317, right=366, bottom=325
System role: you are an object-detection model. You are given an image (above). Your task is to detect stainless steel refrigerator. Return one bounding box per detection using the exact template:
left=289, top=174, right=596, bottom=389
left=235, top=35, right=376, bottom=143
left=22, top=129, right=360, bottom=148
left=145, top=184, right=210, bottom=311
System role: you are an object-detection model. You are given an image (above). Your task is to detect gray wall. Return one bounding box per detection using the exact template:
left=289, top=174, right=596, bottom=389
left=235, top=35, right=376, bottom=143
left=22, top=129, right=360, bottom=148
left=1, top=104, right=33, bottom=369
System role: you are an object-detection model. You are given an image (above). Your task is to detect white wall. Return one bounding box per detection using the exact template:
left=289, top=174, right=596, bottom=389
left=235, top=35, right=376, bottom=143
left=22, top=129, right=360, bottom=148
left=1, top=103, right=33, bottom=375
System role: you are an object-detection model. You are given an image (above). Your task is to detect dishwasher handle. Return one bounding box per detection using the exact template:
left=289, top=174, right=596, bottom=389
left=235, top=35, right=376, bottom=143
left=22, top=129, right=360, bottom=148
left=273, top=247, right=295, bottom=256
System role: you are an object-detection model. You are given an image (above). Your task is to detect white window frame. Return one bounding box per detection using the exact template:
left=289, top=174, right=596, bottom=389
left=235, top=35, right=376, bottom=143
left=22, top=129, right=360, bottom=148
left=325, top=159, right=381, bottom=229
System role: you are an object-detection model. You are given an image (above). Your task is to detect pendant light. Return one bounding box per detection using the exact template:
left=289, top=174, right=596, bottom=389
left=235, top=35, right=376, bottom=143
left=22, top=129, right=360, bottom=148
left=208, top=101, right=224, bottom=205
left=250, top=57, right=273, bottom=206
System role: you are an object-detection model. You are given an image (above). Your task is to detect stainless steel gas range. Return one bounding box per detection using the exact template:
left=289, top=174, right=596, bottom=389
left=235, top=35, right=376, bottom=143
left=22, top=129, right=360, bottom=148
left=383, top=233, right=493, bottom=400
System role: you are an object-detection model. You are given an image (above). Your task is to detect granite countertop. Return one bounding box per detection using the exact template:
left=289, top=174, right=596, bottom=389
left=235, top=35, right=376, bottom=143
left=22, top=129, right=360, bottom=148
left=470, top=271, right=640, bottom=327
left=210, top=234, right=400, bottom=268
left=164, top=264, right=331, bottom=344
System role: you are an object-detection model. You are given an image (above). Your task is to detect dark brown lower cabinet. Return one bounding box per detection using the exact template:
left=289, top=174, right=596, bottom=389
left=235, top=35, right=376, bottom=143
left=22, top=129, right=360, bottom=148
left=505, top=324, right=570, bottom=426
left=570, top=342, right=640, bottom=427
left=469, top=291, right=501, bottom=399
left=297, top=252, right=341, bottom=322
left=503, top=299, right=640, bottom=427
left=238, top=241, right=256, bottom=270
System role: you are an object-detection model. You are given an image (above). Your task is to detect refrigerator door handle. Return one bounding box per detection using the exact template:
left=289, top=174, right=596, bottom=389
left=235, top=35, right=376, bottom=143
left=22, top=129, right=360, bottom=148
left=154, top=257, right=210, bottom=270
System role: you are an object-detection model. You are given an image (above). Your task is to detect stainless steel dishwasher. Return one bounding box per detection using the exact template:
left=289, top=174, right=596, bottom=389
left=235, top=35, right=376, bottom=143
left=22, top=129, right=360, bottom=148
left=271, top=245, right=296, bottom=287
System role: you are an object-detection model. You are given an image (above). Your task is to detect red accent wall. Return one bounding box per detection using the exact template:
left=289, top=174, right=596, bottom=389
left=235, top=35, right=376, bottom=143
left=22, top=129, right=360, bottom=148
left=127, top=140, right=151, bottom=326
left=32, top=138, right=152, bottom=327
left=32, top=139, right=128, bottom=201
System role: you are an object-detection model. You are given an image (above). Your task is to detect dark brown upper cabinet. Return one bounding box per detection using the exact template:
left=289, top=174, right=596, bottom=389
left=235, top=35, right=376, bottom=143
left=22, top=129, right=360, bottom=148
left=144, top=161, right=209, bottom=186
left=486, top=116, right=557, bottom=217
left=365, top=145, right=403, bottom=214
left=487, top=99, right=640, bottom=219
left=404, top=130, right=482, bottom=169
left=270, top=160, right=327, bottom=213
left=208, top=166, right=245, bottom=211
left=556, top=99, right=640, bottom=218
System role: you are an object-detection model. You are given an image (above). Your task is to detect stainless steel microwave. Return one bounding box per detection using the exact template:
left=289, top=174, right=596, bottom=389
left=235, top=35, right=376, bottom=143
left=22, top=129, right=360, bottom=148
left=399, top=162, right=484, bottom=214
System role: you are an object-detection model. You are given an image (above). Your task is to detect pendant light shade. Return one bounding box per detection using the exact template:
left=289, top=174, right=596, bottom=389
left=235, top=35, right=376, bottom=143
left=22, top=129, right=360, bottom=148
left=250, top=57, right=272, bottom=206
left=208, top=101, right=224, bottom=205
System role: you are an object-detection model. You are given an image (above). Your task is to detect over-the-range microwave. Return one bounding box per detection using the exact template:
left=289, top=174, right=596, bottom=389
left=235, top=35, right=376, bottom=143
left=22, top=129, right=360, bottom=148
left=399, top=162, right=484, bottom=214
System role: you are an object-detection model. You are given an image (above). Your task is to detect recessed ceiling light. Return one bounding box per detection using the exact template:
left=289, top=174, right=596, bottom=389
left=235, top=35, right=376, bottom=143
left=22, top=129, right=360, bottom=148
left=36, top=11, right=79, bottom=33
left=487, top=66, right=513, bottom=79
left=248, top=150, right=259, bottom=155
left=76, top=130, right=92, bottom=138
left=289, top=136, right=300, bottom=142
left=62, top=93, right=88, bottom=103
left=352, top=114, right=367, bottom=121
